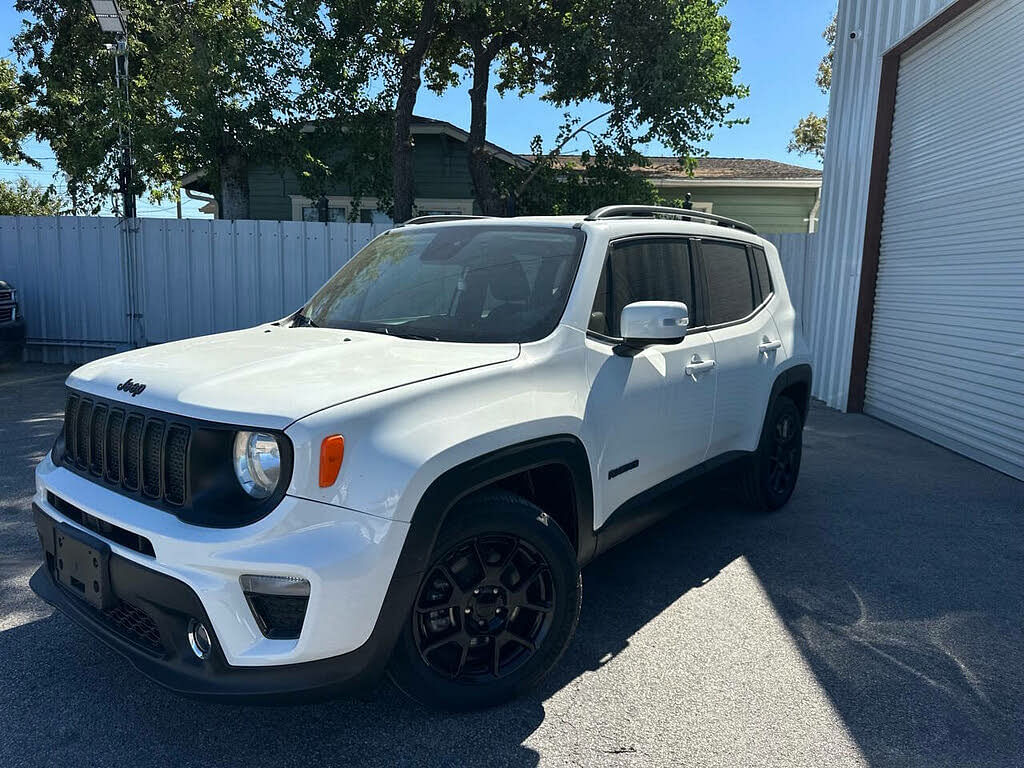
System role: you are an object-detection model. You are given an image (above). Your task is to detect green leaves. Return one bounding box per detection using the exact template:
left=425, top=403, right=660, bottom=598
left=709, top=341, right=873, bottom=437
left=0, top=177, right=66, bottom=215
left=0, top=58, right=35, bottom=166
left=788, top=113, right=827, bottom=161
left=789, top=12, right=834, bottom=160
left=13, top=0, right=302, bottom=215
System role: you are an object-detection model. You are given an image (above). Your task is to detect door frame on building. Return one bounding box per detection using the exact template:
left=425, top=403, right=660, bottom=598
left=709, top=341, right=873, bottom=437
left=847, top=0, right=988, bottom=412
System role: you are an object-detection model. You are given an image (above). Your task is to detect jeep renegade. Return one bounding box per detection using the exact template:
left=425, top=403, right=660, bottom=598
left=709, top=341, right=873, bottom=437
left=31, top=206, right=812, bottom=710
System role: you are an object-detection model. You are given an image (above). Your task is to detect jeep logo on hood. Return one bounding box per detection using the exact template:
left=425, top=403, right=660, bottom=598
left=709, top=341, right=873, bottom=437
left=116, top=378, right=146, bottom=397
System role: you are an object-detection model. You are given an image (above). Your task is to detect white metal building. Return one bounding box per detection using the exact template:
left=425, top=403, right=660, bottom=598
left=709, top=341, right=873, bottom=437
left=814, top=0, right=1024, bottom=480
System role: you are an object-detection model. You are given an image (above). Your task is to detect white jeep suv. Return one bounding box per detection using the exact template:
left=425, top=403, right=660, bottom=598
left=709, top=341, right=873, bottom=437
left=32, top=206, right=812, bottom=710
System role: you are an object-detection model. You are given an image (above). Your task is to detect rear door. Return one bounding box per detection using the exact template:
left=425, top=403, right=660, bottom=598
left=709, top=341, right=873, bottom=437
left=699, top=239, right=782, bottom=458
left=583, top=237, right=717, bottom=525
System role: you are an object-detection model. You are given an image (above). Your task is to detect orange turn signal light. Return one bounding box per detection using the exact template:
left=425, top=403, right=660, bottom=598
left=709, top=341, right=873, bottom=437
left=319, top=435, right=345, bottom=488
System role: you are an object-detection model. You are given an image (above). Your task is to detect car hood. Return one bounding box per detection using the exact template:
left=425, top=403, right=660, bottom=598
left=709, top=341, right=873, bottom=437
left=67, top=325, right=520, bottom=428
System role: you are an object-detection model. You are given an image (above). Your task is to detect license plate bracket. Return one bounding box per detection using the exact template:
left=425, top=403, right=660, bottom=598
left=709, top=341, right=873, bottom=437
left=54, top=523, right=114, bottom=610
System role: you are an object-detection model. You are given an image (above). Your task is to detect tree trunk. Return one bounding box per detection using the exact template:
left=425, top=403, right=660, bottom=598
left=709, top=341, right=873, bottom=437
left=219, top=151, right=250, bottom=220
left=467, top=45, right=503, bottom=217
left=392, top=0, right=438, bottom=223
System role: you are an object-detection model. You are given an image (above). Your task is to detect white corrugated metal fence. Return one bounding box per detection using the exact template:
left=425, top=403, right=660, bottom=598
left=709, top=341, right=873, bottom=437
left=0, top=216, right=818, bottom=365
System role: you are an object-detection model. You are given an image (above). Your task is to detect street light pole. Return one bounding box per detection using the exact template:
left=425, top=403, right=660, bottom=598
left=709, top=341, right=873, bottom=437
left=90, top=1, right=134, bottom=219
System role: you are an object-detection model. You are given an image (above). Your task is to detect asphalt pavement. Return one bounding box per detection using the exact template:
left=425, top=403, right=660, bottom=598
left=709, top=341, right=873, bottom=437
left=1, top=363, right=1022, bottom=768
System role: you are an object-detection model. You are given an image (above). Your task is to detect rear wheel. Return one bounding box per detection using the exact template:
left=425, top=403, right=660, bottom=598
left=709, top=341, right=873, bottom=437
left=388, top=492, right=581, bottom=710
left=741, top=395, right=803, bottom=511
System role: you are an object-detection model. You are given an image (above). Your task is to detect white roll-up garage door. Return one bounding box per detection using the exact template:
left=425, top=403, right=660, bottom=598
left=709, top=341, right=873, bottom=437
left=865, top=0, right=1024, bottom=480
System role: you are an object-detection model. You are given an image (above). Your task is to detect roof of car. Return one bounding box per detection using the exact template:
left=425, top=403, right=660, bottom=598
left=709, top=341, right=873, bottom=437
left=398, top=213, right=769, bottom=247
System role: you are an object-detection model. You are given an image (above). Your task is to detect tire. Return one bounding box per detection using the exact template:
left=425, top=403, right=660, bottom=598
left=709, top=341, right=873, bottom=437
left=741, top=395, right=803, bottom=511
left=388, top=491, right=582, bottom=711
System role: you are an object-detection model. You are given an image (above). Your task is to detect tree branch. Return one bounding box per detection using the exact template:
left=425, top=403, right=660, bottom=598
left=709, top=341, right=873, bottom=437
left=514, top=108, right=613, bottom=198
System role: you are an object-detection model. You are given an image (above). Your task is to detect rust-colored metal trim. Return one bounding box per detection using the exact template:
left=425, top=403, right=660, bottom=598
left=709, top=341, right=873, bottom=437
left=847, top=0, right=988, bottom=412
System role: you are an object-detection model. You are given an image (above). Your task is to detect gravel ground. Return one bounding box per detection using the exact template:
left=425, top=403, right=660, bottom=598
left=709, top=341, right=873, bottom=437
left=1, top=362, right=1022, bottom=768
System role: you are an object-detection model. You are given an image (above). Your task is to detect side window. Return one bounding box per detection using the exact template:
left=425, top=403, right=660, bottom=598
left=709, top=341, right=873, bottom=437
left=588, top=239, right=695, bottom=337
left=752, top=247, right=773, bottom=301
left=702, top=241, right=757, bottom=325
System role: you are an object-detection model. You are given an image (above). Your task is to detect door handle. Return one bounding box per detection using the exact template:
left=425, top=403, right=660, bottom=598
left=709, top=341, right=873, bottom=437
left=685, top=355, right=716, bottom=380
left=758, top=337, right=783, bottom=355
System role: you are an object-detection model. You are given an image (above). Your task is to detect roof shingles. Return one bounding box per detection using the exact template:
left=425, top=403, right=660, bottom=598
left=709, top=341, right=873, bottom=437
left=520, top=154, right=822, bottom=181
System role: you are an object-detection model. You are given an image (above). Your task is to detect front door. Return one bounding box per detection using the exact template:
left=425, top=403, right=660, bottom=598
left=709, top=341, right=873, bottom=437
left=582, top=237, right=717, bottom=527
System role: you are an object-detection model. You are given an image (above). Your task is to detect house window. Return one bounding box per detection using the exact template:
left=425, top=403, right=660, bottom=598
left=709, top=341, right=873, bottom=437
left=301, top=205, right=374, bottom=223
left=291, top=195, right=474, bottom=223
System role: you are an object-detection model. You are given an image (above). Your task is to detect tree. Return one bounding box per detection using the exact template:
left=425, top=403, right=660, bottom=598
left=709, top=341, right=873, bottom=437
left=789, top=12, right=835, bottom=160
left=440, top=0, right=748, bottom=214
left=280, top=0, right=451, bottom=222
left=0, top=177, right=65, bottom=215
left=0, top=58, right=35, bottom=166
left=495, top=139, right=662, bottom=216
left=13, top=0, right=298, bottom=218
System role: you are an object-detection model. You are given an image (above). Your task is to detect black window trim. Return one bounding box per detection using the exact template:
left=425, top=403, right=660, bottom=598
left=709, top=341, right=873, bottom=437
left=585, top=233, right=708, bottom=346
left=692, top=237, right=775, bottom=332
left=751, top=244, right=775, bottom=304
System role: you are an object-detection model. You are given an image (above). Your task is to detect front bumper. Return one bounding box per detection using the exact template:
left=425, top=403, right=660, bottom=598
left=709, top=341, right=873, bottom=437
left=32, top=506, right=418, bottom=702
left=32, top=457, right=421, bottom=702
left=0, top=317, right=26, bottom=361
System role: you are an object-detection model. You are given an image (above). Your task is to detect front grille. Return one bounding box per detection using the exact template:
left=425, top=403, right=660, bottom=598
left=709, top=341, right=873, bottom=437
left=104, top=600, right=164, bottom=654
left=0, top=289, right=14, bottom=322
left=62, top=393, right=190, bottom=508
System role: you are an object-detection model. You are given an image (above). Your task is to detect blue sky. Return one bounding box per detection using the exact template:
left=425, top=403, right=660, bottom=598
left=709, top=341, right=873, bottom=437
left=0, top=0, right=834, bottom=218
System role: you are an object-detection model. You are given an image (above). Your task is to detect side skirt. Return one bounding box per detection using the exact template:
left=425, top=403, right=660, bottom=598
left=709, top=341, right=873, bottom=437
left=591, top=451, right=748, bottom=558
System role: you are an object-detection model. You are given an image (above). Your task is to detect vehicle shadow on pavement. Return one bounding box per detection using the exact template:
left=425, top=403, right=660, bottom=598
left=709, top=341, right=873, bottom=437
left=2, top=367, right=1023, bottom=768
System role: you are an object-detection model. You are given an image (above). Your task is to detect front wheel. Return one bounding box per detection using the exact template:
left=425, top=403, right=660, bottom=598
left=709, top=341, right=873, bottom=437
left=741, top=395, right=803, bottom=511
left=388, top=492, right=581, bottom=710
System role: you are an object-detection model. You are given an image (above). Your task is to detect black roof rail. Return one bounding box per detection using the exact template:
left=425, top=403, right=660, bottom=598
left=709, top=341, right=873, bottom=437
left=584, top=205, right=758, bottom=235
left=398, top=214, right=494, bottom=227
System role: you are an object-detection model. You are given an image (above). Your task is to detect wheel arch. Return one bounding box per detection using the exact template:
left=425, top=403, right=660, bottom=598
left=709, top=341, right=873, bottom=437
left=767, top=363, right=813, bottom=428
left=393, top=435, right=596, bottom=581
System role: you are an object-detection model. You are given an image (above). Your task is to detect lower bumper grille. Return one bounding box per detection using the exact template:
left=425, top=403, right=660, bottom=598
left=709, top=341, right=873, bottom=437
left=104, top=600, right=164, bottom=654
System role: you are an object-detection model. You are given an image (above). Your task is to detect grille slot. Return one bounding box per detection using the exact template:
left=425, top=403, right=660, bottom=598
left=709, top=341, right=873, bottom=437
left=123, top=414, right=143, bottom=491
left=89, top=405, right=107, bottom=476
left=105, top=409, right=124, bottom=483
left=64, top=395, right=80, bottom=463
left=60, top=394, right=190, bottom=508
left=165, top=426, right=190, bottom=506
left=76, top=400, right=93, bottom=469
left=142, top=420, right=165, bottom=498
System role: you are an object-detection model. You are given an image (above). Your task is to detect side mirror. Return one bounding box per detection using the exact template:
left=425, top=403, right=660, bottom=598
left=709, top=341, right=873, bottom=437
left=619, top=301, right=689, bottom=348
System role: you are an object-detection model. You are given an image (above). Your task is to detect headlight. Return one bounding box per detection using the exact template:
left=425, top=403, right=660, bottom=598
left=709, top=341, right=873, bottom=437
left=233, top=431, right=282, bottom=499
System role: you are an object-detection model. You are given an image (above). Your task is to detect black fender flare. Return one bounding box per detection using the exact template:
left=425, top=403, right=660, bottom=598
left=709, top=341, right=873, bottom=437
left=765, top=363, right=813, bottom=432
left=394, top=434, right=596, bottom=580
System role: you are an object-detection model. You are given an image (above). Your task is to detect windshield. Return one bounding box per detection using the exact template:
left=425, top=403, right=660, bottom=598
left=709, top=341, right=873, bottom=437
left=301, top=225, right=586, bottom=343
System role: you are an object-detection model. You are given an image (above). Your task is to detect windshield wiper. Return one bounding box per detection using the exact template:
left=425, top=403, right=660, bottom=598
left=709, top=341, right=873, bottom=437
left=291, top=310, right=318, bottom=328
left=382, top=328, right=439, bottom=341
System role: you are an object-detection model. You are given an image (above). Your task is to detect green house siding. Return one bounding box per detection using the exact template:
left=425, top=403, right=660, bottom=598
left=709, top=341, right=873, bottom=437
left=655, top=185, right=819, bottom=233
left=246, top=134, right=479, bottom=221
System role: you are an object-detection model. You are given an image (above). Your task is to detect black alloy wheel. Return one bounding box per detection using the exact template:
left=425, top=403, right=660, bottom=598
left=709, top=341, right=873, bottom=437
left=389, top=491, right=581, bottom=710
left=413, top=535, right=555, bottom=681
left=768, top=405, right=800, bottom=498
left=742, top=395, right=803, bottom=511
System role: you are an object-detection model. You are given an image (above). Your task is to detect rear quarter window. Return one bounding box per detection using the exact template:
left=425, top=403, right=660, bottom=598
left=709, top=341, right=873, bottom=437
left=702, top=241, right=757, bottom=325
